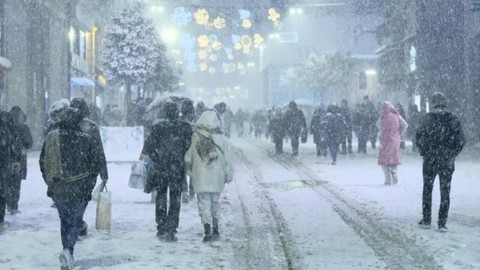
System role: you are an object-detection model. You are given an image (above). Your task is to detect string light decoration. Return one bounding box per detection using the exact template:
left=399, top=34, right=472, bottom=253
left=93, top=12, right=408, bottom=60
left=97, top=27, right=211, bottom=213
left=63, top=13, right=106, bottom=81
left=164, top=5, right=284, bottom=75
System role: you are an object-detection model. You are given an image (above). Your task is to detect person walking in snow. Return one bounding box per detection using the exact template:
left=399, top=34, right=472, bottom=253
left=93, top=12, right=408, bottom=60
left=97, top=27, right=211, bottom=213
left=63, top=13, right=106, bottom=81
left=0, top=110, right=18, bottom=233
left=39, top=107, right=100, bottom=270
left=377, top=101, right=408, bottom=185
left=340, top=99, right=353, bottom=154
left=184, top=111, right=233, bottom=242
left=268, top=107, right=287, bottom=155
left=310, top=106, right=327, bottom=156
left=416, top=92, right=464, bottom=232
left=284, top=101, right=307, bottom=156
left=320, top=104, right=346, bottom=165
left=142, top=102, right=193, bottom=242
left=70, top=98, right=108, bottom=238
left=5, top=106, right=32, bottom=214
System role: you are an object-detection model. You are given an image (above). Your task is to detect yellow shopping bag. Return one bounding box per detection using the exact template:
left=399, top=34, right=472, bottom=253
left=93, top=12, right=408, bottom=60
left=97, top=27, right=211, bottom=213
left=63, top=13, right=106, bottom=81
left=95, top=182, right=111, bottom=232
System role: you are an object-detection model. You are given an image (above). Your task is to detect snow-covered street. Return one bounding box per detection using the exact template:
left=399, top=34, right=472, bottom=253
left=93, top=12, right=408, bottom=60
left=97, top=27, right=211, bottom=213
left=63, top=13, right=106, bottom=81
left=1, top=138, right=479, bottom=270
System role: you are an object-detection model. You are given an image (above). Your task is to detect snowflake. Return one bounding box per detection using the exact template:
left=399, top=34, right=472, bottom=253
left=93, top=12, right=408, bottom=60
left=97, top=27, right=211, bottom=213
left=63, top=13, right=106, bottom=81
left=171, top=7, right=192, bottom=26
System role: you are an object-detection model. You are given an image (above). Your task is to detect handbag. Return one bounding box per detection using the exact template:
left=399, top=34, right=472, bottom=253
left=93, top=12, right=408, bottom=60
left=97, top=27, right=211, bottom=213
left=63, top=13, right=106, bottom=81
left=129, top=161, right=146, bottom=189
left=95, top=182, right=112, bottom=232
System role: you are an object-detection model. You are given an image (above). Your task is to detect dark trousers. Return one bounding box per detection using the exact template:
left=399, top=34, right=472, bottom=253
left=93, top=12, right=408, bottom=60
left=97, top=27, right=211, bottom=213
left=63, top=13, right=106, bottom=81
left=290, top=135, right=300, bottom=155
left=0, top=169, right=7, bottom=223
left=357, top=129, right=368, bottom=154
left=0, top=188, right=5, bottom=223
left=327, top=141, right=340, bottom=162
left=273, top=137, right=283, bottom=154
left=155, top=184, right=182, bottom=234
left=54, top=195, right=88, bottom=253
left=422, top=158, right=455, bottom=227
left=341, top=130, right=353, bottom=153
left=5, top=172, right=21, bottom=210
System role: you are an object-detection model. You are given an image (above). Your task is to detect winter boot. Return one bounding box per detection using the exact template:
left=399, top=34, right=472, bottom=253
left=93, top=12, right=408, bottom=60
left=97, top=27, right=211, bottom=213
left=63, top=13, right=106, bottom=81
left=382, top=166, right=392, bottom=185
left=203, top=223, right=212, bottom=242
left=212, top=219, right=220, bottom=241
left=0, top=221, right=9, bottom=233
left=391, top=171, right=398, bottom=185
left=418, top=219, right=431, bottom=229
left=165, top=231, right=178, bottom=242
left=59, top=249, right=74, bottom=270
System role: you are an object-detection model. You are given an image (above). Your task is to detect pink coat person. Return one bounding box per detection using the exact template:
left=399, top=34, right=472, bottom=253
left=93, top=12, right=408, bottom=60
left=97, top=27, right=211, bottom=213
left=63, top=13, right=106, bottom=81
left=377, top=101, right=408, bottom=165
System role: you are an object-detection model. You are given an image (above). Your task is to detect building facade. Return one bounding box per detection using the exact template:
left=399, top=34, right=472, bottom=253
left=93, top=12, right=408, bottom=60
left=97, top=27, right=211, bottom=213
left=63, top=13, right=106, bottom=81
left=0, top=0, right=122, bottom=148
left=376, top=0, right=480, bottom=143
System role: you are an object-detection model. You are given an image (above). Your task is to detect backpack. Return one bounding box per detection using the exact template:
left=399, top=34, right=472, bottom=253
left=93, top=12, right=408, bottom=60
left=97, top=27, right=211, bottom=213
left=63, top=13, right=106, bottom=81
left=196, top=133, right=219, bottom=164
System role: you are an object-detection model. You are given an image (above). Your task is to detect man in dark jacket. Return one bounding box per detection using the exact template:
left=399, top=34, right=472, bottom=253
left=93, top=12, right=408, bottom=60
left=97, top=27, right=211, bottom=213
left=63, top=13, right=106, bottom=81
left=39, top=107, right=100, bottom=269
left=340, top=99, right=353, bottom=154
left=70, top=98, right=108, bottom=238
left=142, top=102, right=193, bottom=242
left=416, top=92, right=465, bottom=232
left=267, top=108, right=286, bottom=154
left=5, top=106, right=33, bottom=214
left=310, top=106, right=327, bottom=156
left=0, top=111, right=17, bottom=232
left=284, top=101, right=307, bottom=155
left=321, top=104, right=346, bottom=165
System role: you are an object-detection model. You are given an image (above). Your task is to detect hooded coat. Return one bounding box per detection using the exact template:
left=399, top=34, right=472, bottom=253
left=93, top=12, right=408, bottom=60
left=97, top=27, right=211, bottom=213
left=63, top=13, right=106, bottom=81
left=142, top=103, right=193, bottom=190
left=377, top=102, right=408, bottom=165
left=39, top=108, right=100, bottom=199
left=184, top=111, right=233, bottom=193
left=9, top=106, right=33, bottom=179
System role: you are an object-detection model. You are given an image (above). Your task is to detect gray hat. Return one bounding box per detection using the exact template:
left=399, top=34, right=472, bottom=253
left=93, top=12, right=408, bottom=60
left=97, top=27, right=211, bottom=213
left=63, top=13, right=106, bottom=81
left=430, top=92, right=447, bottom=107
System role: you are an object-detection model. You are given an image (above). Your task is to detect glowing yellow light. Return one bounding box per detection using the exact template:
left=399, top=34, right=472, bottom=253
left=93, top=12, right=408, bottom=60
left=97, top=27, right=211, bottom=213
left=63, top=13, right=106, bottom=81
left=242, top=19, right=252, bottom=29
left=254, top=34, right=264, bottom=45
left=194, top=9, right=209, bottom=25
left=209, top=54, right=218, bottom=62
left=241, top=35, right=252, bottom=49
left=211, top=41, right=222, bottom=51
left=197, top=50, right=208, bottom=60
left=199, top=62, right=208, bottom=71
left=197, top=35, right=209, bottom=48
left=234, top=42, right=242, bottom=51
left=213, top=17, right=226, bottom=29
left=268, top=8, right=280, bottom=22
left=237, top=63, right=245, bottom=70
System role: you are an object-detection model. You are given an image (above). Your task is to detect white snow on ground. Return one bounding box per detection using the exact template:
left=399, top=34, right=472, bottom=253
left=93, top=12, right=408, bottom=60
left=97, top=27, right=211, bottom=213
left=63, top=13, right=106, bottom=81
left=0, top=136, right=479, bottom=270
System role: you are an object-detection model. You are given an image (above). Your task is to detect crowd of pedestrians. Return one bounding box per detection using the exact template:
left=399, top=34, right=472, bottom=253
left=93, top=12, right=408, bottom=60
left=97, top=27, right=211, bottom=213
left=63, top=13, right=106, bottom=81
left=0, top=91, right=465, bottom=269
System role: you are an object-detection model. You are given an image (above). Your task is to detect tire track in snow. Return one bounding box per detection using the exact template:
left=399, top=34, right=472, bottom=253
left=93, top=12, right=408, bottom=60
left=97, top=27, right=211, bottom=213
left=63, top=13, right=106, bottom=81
left=230, top=147, right=291, bottom=270
left=249, top=139, right=444, bottom=270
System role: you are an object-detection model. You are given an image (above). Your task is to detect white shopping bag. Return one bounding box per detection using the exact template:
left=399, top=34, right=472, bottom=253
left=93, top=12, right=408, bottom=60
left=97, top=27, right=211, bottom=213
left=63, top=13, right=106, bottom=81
left=129, top=161, right=146, bottom=189
left=95, top=183, right=111, bottom=232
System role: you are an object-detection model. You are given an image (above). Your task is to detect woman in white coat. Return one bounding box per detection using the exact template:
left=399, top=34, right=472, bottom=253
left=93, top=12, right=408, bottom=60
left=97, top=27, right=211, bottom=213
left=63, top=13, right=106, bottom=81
left=185, top=110, right=233, bottom=242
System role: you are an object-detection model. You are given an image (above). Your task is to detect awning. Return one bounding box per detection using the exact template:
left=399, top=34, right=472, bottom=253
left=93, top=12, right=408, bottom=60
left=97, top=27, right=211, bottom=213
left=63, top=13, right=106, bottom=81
left=71, top=77, right=95, bottom=87
left=0, top=56, right=12, bottom=71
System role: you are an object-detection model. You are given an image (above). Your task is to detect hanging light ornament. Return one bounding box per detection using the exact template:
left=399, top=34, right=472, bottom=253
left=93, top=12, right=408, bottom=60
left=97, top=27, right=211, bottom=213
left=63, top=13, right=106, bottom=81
left=241, top=35, right=252, bottom=50
left=234, top=42, right=242, bottom=51
left=199, top=62, right=208, bottom=71
left=242, top=19, right=252, bottom=29
left=254, top=34, right=264, bottom=45
left=268, top=8, right=280, bottom=21
left=211, top=41, right=222, bottom=51
left=209, top=54, right=218, bottom=62
left=171, top=7, right=192, bottom=26
left=194, top=9, right=209, bottom=25
left=213, top=17, right=226, bottom=29
left=197, top=35, right=209, bottom=48
left=197, top=50, right=208, bottom=60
